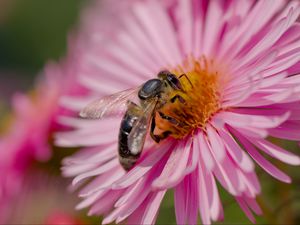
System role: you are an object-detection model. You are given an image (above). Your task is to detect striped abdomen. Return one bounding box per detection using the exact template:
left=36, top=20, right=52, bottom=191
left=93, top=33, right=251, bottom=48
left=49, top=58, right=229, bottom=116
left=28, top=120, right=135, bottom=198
left=118, top=109, right=141, bottom=170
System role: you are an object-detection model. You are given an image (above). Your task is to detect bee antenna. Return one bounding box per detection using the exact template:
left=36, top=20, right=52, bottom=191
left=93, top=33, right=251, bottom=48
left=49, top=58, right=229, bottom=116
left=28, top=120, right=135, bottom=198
left=179, top=74, right=193, bottom=88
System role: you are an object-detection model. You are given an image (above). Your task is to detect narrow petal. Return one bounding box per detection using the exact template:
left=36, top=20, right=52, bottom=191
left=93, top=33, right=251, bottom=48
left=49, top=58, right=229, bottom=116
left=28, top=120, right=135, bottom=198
left=230, top=127, right=291, bottom=183
left=184, top=134, right=200, bottom=174
left=219, top=128, right=255, bottom=172
left=112, top=141, right=173, bottom=189
left=198, top=162, right=211, bottom=225
left=236, top=197, right=256, bottom=223
left=251, top=138, right=300, bottom=165
left=206, top=124, right=226, bottom=162
left=152, top=139, right=191, bottom=189
left=198, top=132, right=215, bottom=171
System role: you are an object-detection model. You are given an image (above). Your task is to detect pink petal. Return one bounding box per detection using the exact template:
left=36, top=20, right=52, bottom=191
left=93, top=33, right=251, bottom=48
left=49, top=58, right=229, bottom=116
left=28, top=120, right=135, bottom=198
left=117, top=30, right=160, bottom=71
left=112, top=141, right=173, bottom=189
left=103, top=40, right=155, bottom=77
left=252, top=138, right=300, bottom=165
left=80, top=168, right=125, bottom=197
left=176, top=0, right=193, bottom=55
left=116, top=184, right=151, bottom=222
left=174, top=180, right=186, bottom=225
left=76, top=190, right=107, bottom=210
left=230, top=126, right=268, bottom=139
left=206, top=124, right=226, bottom=162
left=62, top=162, right=99, bottom=177
left=212, top=154, right=240, bottom=196
left=219, top=128, right=255, bottom=172
left=72, top=159, right=119, bottom=185
left=115, top=179, right=144, bottom=208
left=152, top=139, right=191, bottom=189
left=186, top=172, right=199, bottom=225
left=245, top=197, right=262, bottom=215
left=230, top=127, right=291, bottom=183
left=217, top=111, right=290, bottom=129
left=88, top=190, right=123, bottom=216
left=140, top=190, right=166, bottom=224
left=237, top=7, right=298, bottom=69
left=126, top=191, right=165, bottom=225
left=263, top=48, right=300, bottom=76
left=184, top=134, right=200, bottom=174
left=198, top=132, right=215, bottom=171
left=238, top=170, right=261, bottom=198
left=175, top=172, right=199, bottom=225
left=203, top=164, right=223, bottom=221
left=236, top=197, right=256, bottom=223
left=220, top=0, right=285, bottom=60
left=78, top=74, right=123, bottom=94
left=59, top=95, right=97, bottom=112
left=198, top=162, right=211, bottom=225
left=132, top=1, right=182, bottom=66
left=269, top=121, right=300, bottom=141
left=84, top=53, right=144, bottom=85
left=121, top=13, right=165, bottom=68
left=275, top=23, right=300, bottom=47
left=202, top=0, right=224, bottom=56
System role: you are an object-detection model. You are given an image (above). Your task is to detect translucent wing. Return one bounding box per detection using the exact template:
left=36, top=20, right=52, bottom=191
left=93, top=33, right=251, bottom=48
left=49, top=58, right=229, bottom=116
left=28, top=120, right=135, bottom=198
left=127, top=99, right=158, bottom=155
left=79, top=87, right=140, bottom=119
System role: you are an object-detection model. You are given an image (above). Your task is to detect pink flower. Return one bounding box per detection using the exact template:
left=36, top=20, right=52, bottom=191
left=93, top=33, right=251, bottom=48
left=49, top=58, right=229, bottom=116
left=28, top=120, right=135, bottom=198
left=0, top=45, right=82, bottom=217
left=0, top=64, right=61, bottom=196
left=57, top=0, right=300, bottom=224
left=4, top=172, right=81, bottom=224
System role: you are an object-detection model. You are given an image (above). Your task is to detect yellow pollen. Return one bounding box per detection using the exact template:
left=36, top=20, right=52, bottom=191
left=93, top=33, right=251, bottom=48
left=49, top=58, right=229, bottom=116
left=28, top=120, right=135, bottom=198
left=155, top=56, right=222, bottom=139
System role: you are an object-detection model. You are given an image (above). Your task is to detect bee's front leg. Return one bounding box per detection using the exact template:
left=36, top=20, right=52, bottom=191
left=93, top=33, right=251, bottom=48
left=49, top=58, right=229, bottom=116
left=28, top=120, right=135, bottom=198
left=150, top=114, right=172, bottom=143
left=150, top=115, right=161, bottom=143
left=170, top=94, right=186, bottom=104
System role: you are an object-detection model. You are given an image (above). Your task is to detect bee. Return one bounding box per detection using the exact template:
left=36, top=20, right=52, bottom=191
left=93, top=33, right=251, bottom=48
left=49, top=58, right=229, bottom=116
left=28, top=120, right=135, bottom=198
left=80, top=70, right=191, bottom=170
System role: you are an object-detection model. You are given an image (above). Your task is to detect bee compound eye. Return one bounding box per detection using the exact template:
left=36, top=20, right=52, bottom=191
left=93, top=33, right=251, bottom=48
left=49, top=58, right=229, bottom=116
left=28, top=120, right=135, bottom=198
left=169, top=75, right=178, bottom=83
left=167, top=74, right=182, bottom=90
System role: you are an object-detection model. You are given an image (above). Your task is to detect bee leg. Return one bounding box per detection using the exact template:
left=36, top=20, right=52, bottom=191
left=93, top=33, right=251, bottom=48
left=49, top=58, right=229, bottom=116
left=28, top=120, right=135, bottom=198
left=179, top=73, right=193, bottom=88
left=150, top=115, right=172, bottom=143
left=150, top=115, right=161, bottom=143
left=158, top=112, right=181, bottom=126
left=170, top=94, right=186, bottom=104
left=157, top=131, right=172, bottom=141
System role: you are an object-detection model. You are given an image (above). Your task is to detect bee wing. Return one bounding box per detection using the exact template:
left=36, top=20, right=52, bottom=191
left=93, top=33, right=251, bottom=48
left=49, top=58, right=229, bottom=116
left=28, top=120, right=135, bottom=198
left=127, top=99, right=158, bottom=155
left=79, top=87, right=140, bottom=119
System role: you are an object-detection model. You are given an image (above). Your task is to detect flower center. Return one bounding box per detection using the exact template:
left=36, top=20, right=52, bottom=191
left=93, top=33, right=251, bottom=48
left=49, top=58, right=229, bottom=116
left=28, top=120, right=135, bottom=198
left=154, top=56, right=222, bottom=139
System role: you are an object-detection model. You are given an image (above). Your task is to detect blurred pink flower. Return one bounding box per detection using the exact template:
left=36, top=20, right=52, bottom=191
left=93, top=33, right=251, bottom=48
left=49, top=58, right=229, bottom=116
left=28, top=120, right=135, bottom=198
left=0, top=43, right=83, bottom=221
left=56, top=0, right=300, bottom=224
left=4, top=172, right=81, bottom=224
left=0, top=64, right=61, bottom=198
left=44, top=212, right=83, bottom=225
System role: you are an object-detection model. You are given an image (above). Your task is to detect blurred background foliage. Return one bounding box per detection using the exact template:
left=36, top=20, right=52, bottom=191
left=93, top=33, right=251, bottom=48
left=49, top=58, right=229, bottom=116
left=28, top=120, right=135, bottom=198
left=0, top=0, right=299, bottom=224
left=0, top=0, right=84, bottom=103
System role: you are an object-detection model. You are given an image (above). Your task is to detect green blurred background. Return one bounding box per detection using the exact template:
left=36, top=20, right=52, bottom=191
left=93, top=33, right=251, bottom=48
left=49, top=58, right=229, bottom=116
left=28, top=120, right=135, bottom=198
left=0, top=0, right=83, bottom=103
left=0, top=0, right=299, bottom=224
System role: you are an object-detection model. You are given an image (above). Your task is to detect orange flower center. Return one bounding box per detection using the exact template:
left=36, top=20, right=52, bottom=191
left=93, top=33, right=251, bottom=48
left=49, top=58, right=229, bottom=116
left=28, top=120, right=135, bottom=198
left=154, top=56, right=222, bottom=139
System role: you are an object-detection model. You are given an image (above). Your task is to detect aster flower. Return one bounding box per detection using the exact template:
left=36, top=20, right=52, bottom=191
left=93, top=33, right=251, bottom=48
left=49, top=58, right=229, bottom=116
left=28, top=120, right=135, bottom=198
left=57, top=0, right=300, bottom=224
left=5, top=172, right=82, bottom=224
left=0, top=64, right=61, bottom=197
left=0, top=45, right=82, bottom=222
